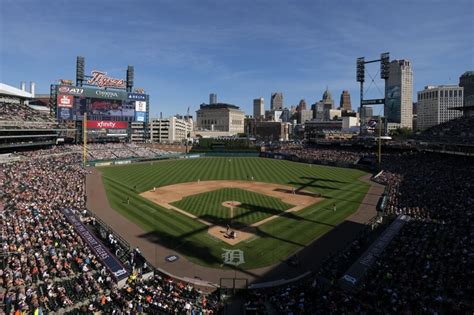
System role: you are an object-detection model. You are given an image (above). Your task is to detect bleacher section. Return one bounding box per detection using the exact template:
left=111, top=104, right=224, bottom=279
left=416, top=116, right=474, bottom=145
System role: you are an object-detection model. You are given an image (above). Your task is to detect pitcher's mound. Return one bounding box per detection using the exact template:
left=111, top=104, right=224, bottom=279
left=208, top=225, right=257, bottom=245
left=222, top=201, right=242, bottom=208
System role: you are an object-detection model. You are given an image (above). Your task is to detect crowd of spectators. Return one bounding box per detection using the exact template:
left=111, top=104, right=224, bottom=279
left=272, top=145, right=375, bottom=166
left=245, top=149, right=473, bottom=314
left=12, top=143, right=177, bottom=161
left=415, top=115, right=474, bottom=145
left=0, top=102, right=55, bottom=125
left=0, top=150, right=220, bottom=314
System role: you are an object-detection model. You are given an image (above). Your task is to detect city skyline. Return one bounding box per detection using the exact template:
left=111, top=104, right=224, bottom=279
left=1, top=0, right=473, bottom=118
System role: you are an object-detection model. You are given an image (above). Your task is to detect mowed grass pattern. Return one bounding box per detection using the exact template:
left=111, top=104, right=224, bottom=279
left=172, top=188, right=293, bottom=226
left=99, top=157, right=370, bottom=269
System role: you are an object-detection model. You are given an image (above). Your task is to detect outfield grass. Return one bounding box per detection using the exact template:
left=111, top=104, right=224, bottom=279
left=99, top=157, right=370, bottom=269
left=171, top=188, right=293, bottom=226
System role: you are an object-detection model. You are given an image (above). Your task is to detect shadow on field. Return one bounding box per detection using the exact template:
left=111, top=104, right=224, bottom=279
left=300, top=176, right=349, bottom=184
left=290, top=176, right=377, bottom=196
left=198, top=205, right=326, bottom=228
left=138, top=229, right=222, bottom=266
left=252, top=220, right=371, bottom=284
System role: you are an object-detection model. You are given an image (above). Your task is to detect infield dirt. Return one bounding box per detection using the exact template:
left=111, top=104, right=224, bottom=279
left=141, top=180, right=322, bottom=245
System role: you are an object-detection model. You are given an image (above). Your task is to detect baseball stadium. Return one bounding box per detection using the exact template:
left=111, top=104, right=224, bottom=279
left=1, top=13, right=473, bottom=315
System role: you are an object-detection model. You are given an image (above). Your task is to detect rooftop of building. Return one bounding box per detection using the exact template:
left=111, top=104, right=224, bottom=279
left=198, top=103, right=241, bottom=110
left=422, top=85, right=462, bottom=90
left=460, top=71, right=474, bottom=77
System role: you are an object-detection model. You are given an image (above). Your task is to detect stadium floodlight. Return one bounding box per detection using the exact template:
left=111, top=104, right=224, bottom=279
left=380, top=52, right=390, bottom=79
left=127, top=66, right=134, bottom=92
left=76, top=56, right=85, bottom=86
left=357, top=57, right=365, bottom=82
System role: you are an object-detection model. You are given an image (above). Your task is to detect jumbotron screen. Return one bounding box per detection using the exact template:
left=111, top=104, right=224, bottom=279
left=55, top=85, right=148, bottom=122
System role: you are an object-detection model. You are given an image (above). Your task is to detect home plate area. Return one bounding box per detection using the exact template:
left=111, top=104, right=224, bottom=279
left=141, top=180, right=322, bottom=246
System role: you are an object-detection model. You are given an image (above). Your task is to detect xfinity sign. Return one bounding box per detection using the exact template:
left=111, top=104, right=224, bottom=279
left=86, top=120, right=128, bottom=129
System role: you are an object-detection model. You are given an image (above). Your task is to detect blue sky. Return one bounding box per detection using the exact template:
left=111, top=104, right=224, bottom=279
left=1, top=0, right=473, bottom=118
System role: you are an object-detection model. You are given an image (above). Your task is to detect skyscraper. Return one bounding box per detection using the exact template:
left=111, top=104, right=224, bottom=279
left=459, top=71, right=474, bottom=108
left=209, top=93, right=217, bottom=105
left=339, top=90, right=352, bottom=111
left=253, top=98, right=264, bottom=119
left=271, top=92, right=283, bottom=110
left=322, top=88, right=335, bottom=109
left=298, top=99, right=307, bottom=111
left=385, top=60, right=413, bottom=129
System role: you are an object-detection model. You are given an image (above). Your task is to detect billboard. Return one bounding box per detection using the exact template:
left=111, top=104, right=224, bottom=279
left=58, top=85, right=128, bottom=99
left=55, top=85, right=148, bottom=123
left=90, top=98, right=134, bottom=117
left=57, top=94, right=74, bottom=108
left=135, top=111, right=146, bottom=122
left=128, top=93, right=147, bottom=101
left=58, top=107, right=73, bottom=120
left=86, top=120, right=128, bottom=129
left=135, top=101, right=147, bottom=112
left=385, top=85, right=401, bottom=123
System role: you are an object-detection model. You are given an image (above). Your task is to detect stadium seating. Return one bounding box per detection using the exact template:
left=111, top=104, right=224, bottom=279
left=244, top=148, right=473, bottom=314
left=0, top=149, right=221, bottom=314
left=2, top=143, right=472, bottom=313
left=0, top=102, right=55, bottom=125
left=416, top=115, right=474, bottom=145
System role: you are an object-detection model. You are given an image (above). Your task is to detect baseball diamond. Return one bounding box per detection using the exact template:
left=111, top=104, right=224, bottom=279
left=98, top=157, right=370, bottom=270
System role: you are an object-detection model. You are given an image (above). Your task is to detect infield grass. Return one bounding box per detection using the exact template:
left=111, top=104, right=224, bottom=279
left=172, top=188, right=293, bottom=226
left=99, top=157, right=370, bottom=269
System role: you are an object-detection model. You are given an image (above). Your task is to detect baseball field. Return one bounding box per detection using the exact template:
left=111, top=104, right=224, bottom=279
left=99, top=157, right=369, bottom=269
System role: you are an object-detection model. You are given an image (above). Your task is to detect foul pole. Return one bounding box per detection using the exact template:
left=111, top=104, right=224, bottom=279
left=378, top=116, right=382, bottom=171
left=83, top=112, right=87, bottom=167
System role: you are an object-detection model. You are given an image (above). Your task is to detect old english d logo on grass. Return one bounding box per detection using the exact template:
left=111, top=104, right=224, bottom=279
left=222, top=249, right=245, bottom=266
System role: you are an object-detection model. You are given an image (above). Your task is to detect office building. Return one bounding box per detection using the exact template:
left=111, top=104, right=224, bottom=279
left=322, top=88, right=335, bottom=109
left=385, top=59, right=413, bottom=129
left=150, top=116, right=191, bottom=143
left=298, top=109, right=313, bottom=124
left=340, top=90, right=352, bottom=111
left=196, top=103, right=245, bottom=136
left=298, top=99, right=307, bottom=111
left=271, top=92, right=283, bottom=110
left=417, top=85, right=463, bottom=130
left=246, top=120, right=290, bottom=141
left=312, top=88, right=335, bottom=120
left=253, top=98, right=264, bottom=119
left=459, top=71, right=474, bottom=116
left=209, top=93, right=217, bottom=105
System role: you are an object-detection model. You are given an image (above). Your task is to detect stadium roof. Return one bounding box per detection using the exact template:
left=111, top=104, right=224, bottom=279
left=27, top=104, right=50, bottom=112
left=0, top=83, right=33, bottom=99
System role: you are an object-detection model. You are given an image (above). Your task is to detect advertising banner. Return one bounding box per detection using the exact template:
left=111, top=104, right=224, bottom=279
left=86, top=120, right=128, bottom=129
left=385, top=85, right=401, bottom=123
left=339, top=215, right=411, bottom=290
left=57, top=85, right=128, bottom=100
left=57, top=94, right=74, bottom=108
left=128, top=93, right=147, bottom=101
left=61, top=208, right=129, bottom=281
left=58, top=107, right=73, bottom=120
left=135, top=111, right=146, bottom=122
left=135, top=101, right=147, bottom=112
